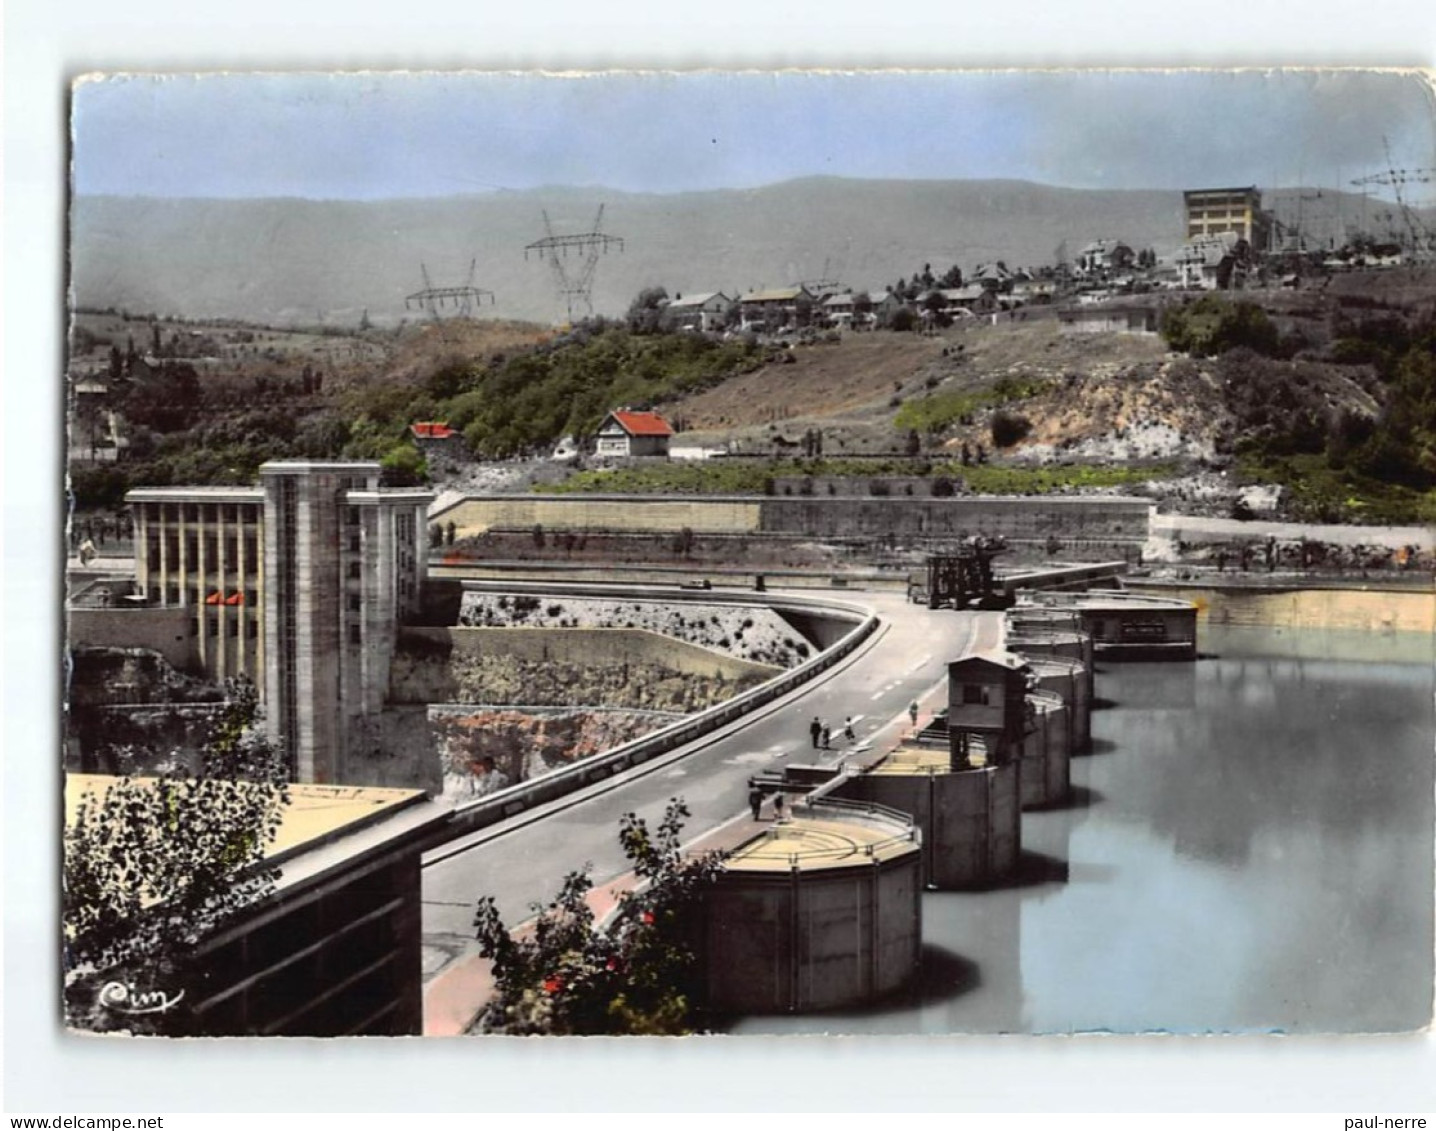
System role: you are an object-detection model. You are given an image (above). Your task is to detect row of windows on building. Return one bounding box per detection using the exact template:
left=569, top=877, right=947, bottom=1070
left=147, top=583, right=260, bottom=604
left=146, top=533, right=262, bottom=573
left=139, top=502, right=262, bottom=527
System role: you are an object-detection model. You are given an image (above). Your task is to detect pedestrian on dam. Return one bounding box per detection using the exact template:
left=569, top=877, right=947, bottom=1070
left=843, top=716, right=855, bottom=743
left=810, top=717, right=822, bottom=748
left=909, top=701, right=919, bottom=730
left=773, top=793, right=786, bottom=822
left=821, top=724, right=832, bottom=750
left=749, top=786, right=764, bottom=822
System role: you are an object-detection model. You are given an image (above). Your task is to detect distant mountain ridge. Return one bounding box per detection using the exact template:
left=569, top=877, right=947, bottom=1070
left=69, top=178, right=1376, bottom=327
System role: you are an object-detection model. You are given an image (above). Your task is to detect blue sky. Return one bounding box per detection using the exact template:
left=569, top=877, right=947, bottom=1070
left=72, top=69, right=1435, bottom=200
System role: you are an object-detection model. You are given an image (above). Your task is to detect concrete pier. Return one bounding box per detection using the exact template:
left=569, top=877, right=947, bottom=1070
left=834, top=747, right=1023, bottom=889
left=704, top=800, right=923, bottom=1014
left=1020, top=690, right=1071, bottom=808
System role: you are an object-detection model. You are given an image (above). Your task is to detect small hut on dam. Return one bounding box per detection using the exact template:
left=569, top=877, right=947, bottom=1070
left=817, top=649, right=1070, bottom=889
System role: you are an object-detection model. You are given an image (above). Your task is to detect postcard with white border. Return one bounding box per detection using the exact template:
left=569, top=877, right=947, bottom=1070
left=62, top=69, right=1435, bottom=1040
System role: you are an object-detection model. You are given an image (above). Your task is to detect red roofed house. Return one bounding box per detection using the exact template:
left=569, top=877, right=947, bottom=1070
left=408, top=421, right=467, bottom=463
left=595, top=410, right=675, bottom=459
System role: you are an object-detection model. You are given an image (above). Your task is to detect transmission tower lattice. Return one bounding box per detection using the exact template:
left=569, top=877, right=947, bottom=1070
left=800, top=255, right=847, bottom=299
left=1351, top=140, right=1436, bottom=261
left=405, top=260, right=496, bottom=320
left=524, top=205, right=625, bottom=322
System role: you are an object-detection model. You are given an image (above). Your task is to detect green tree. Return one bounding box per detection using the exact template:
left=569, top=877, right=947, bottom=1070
left=63, top=680, right=291, bottom=1034
left=1161, top=295, right=1279, bottom=358
left=626, top=286, right=670, bottom=334
left=990, top=409, right=1032, bottom=449
left=886, top=305, right=917, bottom=333
left=379, top=440, right=428, bottom=486
left=472, top=798, right=726, bottom=1035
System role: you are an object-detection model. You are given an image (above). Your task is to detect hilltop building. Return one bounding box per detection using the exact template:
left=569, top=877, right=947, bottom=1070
left=409, top=421, right=467, bottom=464
left=119, top=461, right=431, bottom=784
left=737, top=286, right=815, bottom=332
left=594, top=410, right=675, bottom=459
left=1075, top=239, right=1135, bottom=278
left=1174, top=230, right=1255, bottom=290
left=1184, top=186, right=1272, bottom=250
left=664, top=292, right=730, bottom=333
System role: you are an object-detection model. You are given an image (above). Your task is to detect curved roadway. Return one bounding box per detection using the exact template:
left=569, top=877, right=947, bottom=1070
left=419, top=588, right=984, bottom=963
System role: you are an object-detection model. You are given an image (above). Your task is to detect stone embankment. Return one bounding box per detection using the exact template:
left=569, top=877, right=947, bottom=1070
left=432, top=707, right=677, bottom=800
left=391, top=635, right=776, bottom=714
left=456, top=593, right=812, bottom=668
left=405, top=593, right=808, bottom=799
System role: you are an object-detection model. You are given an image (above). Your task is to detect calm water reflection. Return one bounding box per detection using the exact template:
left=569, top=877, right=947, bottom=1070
left=729, top=626, right=1434, bottom=1035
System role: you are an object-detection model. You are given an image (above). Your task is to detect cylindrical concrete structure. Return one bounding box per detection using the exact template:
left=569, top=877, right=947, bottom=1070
left=836, top=759, right=1021, bottom=890
left=1019, top=690, right=1071, bottom=808
left=1024, top=655, right=1091, bottom=753
left=704, top=812, right=923, bottom=1014
left=1005, top=627, right=1094, bottom=674
left=1008, top=606, right=1083, bottom=637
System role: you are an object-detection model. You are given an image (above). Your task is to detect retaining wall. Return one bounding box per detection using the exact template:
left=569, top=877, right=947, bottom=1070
left=432, top=493, right=1153, bottom=545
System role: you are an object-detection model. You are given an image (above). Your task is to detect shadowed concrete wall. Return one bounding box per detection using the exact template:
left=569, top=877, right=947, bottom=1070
left=68, top=608, right=197, bottom=671
left=838, top=766, right=1021, bottom=889
left=434, top=494, right=1151, bottom=544
left=1020, top=692, right=1071, bottom=808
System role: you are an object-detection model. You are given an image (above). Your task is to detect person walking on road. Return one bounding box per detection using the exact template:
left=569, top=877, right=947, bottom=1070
left=773, top=793, right=786, bottom=822
left=809, top=716, right=822, bottom=748
left=748, top=785, right=764, bottom=822
left=843, top=716, right=855, bottom=743
left=909, top=701, right=919, bottom=731
left=821, top=724, right=831, bottom=750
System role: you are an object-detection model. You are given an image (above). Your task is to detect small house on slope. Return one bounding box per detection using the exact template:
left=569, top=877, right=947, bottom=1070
left=665, top=292, right=731, bottom=333
left=594, top=409, right=675, bottom=459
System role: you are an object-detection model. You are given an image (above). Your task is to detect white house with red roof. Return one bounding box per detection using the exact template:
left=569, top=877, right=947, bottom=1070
left=594, top=409, right=675, bottom=459
left=408, top=420, right=467, bottom=462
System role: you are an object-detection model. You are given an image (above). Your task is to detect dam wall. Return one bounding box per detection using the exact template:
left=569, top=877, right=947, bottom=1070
left=433, top=493, right=1153, bottom=545
left=1127, top=582, right=1435, bottom=635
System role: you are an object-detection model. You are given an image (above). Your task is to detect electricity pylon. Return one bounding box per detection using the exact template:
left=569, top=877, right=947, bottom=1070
left=405, top=260, right=496, bottom=320
left=524, top=205, right=625, bottom=322
left=1351, top=140, right=1435, bottom=260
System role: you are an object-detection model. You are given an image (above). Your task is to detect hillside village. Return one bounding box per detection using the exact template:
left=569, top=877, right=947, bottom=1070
left=68, top=185, right=1436, bottom=537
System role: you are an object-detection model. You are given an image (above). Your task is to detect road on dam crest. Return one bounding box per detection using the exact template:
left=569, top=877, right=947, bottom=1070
left=420, top=589, right=981, bottom=949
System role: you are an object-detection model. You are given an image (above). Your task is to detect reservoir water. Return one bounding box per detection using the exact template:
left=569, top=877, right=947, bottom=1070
left=729, top=625, right=1435, bottom=1035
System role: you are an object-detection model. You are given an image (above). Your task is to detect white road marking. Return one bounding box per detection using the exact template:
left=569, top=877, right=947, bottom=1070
left=723, top=751, right=778, bottom=766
